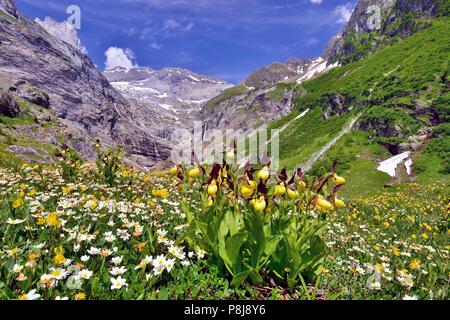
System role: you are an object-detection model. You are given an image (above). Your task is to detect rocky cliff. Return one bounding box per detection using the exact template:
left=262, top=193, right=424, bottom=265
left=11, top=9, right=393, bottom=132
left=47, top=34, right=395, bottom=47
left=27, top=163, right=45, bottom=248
left=103, top=66, right=232, bottom=151
left=0, top=0, right=172, bottom=168
left=324, top=0, right=448, bottom=64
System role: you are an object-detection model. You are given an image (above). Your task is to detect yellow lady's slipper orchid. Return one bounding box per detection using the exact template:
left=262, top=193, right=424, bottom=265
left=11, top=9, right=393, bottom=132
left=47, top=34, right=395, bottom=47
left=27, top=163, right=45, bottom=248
left=316, top=198, right=334, bottom=212
left=335, top=198, right=345, bottom=209
left=332, top=174, right=346, bottom=186
left=169, top=166, right=178, bottom=176
left=253, top=197, right=267, bottom=212
left=287, top=188, right=299, bottom=199
left=188, top=167, right=201, bottom=179
left=207, top=181, right=218, bottom=196
left=274, top=183, right=286, bottom=196
left=257, top=166, right=270, bottom=181
left=240, top=180, right=257, bottom=198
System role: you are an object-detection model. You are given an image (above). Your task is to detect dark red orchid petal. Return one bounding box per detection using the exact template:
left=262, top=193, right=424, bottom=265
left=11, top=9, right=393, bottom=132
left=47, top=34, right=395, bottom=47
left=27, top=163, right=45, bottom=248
left=279, top=167, right=288, bottom=182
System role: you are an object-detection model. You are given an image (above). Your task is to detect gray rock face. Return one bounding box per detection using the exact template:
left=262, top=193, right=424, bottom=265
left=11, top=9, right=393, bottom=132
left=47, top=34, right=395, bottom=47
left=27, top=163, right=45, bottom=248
left=103, top=66, right=232, bottom=152
left=200, top=86, right=296, bottom=136
left=0, top=92, right=21, bottom=117
left=201, top=57, right=338, bottom=136
left=0, top=0, right=19, bottom=18
left=0, top=1, right=174, bottom=168
left=12, top=81, right=50, bottom=108
left=323, top=94, right=349, bottom=119
left=7, top=145, right=52, bottom=163
left=104, top=67, right=230, bottom=101
left=35, top=17, right=86, bottom=53
left=323, top=0, right=443, bottom=64
left=355, top=117, right=404, bottom=138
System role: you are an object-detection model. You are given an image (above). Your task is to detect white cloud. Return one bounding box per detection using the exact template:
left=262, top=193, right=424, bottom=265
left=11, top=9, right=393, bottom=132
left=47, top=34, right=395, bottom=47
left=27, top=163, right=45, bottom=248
left=335, top=3, right=354, bottom=24
left=104, top=47, right=138, bottom=70
left=163, top=19, right=194, bottom=35
left=164, top=19, right=181, bottom=30
left=310, top=0, right=323, bottom=4
left=150, top=42, right=162, bottom=50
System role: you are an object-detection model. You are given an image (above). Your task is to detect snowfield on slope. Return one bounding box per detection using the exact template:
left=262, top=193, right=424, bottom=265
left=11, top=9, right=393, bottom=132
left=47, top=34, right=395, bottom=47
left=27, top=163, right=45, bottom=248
left=377, top=152, right=411, bottom=177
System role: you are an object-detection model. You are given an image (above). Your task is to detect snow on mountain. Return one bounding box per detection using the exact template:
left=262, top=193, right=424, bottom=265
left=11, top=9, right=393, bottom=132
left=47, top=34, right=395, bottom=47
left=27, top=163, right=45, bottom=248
left=103, top=66, right=232, bottom=143
left=296, top=58, right=339, bottom=84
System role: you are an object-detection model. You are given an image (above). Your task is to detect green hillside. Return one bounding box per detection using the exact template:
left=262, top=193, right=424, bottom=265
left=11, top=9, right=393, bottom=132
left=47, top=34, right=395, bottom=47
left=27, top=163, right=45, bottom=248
left=272, top=17, right=450, bottom=195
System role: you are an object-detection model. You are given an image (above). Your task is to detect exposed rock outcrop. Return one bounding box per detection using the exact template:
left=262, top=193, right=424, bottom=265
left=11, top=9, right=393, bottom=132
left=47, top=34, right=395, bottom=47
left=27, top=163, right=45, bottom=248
left=323, top=0, right=445, bottom=64
left=0, top=1, right=172, bottom=167
left=0, top=0, right=19, bottom=19
left=244, top=58, right=313, bottom=88
left=0, top=92, right=21, bottom=117
left=11, top=81, right=50, bottom=108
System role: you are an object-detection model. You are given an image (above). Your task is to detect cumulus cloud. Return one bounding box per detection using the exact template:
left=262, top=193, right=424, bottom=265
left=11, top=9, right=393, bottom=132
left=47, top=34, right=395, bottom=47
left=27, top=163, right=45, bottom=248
left=310, top=0, right=323, bottom=4
left=335, top=3, right=354, bottom=24
left=104, top=47, right=138, bottom=70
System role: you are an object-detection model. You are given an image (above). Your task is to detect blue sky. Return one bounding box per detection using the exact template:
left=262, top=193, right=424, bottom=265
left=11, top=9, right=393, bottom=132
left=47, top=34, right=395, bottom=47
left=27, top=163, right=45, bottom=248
left=16, top=0, right=355, bottom=83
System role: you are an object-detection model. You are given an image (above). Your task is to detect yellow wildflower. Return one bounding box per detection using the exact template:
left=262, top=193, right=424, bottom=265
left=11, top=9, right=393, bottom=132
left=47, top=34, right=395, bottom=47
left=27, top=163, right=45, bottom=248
left=410, top=259, right=421, bottom=270
left=12, top=198, right=23, bottom=209
left=392, top=246, right=400, bottom=256
left=75, top=292, right=86, bottom=300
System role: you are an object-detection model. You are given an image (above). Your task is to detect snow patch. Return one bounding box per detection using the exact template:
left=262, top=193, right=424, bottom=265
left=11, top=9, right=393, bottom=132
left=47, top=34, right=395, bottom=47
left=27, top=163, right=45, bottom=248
left=404, top=159, right=413, bottom=175
left=377, top=152, right=411, bottom=177
left=296, top=59, right=339, bottom=84
left=159, top=104, right=177, bottom=113
left=188, top=75, right=200, bottom=82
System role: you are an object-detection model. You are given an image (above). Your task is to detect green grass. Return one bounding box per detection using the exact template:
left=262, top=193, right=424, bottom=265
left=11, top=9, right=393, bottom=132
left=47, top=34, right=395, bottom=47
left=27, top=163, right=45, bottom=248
left=0, top=114, right=37, bottom=126
left=266, top=83, right=296, bottom=101
left=307, top=131, right=392, bottom=197
left=291, top=18, right=450, bottom=117
left=268, top=17, right=450, bottom=188
left=339, top=159, right=392, bottom=198
left=276, top=108, right=352, bottom=170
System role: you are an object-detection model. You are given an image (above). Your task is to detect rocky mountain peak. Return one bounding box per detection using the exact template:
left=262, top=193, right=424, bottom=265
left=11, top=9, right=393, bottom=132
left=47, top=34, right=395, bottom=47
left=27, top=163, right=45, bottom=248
left=104, top=66, right=231, bottom=101
left=0, top=0, right=19, bottom=18
left=35, top=17, right=86, bottom=53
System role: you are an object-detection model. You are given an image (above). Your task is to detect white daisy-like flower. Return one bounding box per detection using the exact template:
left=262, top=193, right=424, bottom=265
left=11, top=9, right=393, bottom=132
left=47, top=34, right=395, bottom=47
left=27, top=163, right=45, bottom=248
left=50, top=268, right=68, bottom=280
left=110, top=276, right=128, bottom=290
left=13, top=264, right=24, bottom=273
left=78, top=269, right=93, bottom=280
left=87, top=247, right=101, bottom=255
left=110, top=266, right=127, bottom=276
left=19, top=289, right=41, bottom=300
left=111, top=256, right=123, bottom=266
left=7, top=218, right=26, bottom=225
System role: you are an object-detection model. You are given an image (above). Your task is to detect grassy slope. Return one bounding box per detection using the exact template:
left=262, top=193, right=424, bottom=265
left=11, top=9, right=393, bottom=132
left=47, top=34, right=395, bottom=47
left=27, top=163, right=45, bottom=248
left=0, top=96, right=60, bottom=166
left=271, top=18, right=450, bottom=196
left=292, top=18, right=449, bottom=111
left=277, top=108, right=353, bottom=170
